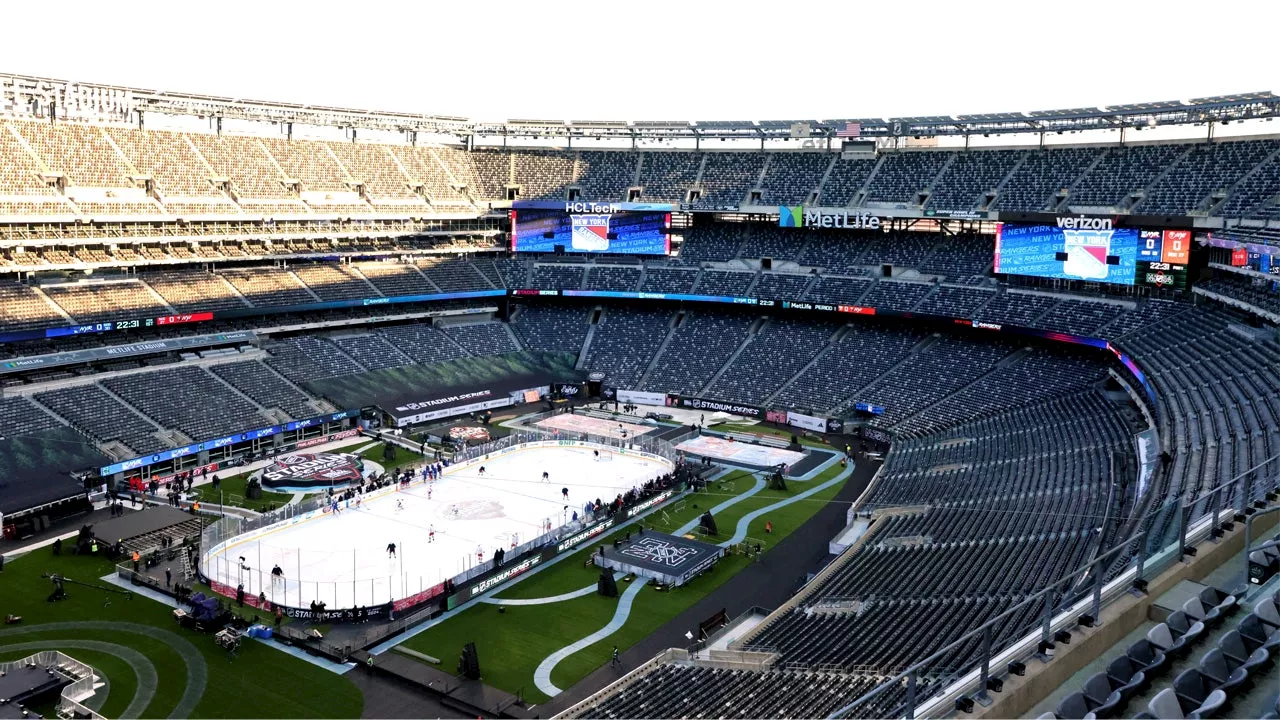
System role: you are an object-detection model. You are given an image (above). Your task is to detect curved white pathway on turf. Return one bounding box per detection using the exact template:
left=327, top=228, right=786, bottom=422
left=532, top=577, right=648, bottom=697
left=532, top=464, right=852, bottom=697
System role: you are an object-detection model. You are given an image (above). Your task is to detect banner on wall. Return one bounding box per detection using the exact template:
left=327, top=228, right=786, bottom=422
left=787, top=412, right=828, bottom=433
left=674, top=397, right=763, bottom=419
left=554, top=382, right=583, bottom=398
left=618, top=389, right=669, bottom=406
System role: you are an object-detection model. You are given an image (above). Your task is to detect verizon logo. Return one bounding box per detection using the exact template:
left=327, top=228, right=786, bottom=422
left=1056, top=215, right=1113, bottom=230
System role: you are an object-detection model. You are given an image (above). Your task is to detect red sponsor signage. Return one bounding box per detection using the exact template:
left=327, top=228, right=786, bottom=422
left=837, top=305, right=875, bottom=315
left=296, top=428, right=361, bottom=449
left=128, top=462, right=219, bottom=491
left=1161, top=230, right=1191, bottom=265
left=1230, top=247, right=1248, bottom=267
left=393, top=582, right=447, bottom=612
left=156, top=311, right=214, bottom=326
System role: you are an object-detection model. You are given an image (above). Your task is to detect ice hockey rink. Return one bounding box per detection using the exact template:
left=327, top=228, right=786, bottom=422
left=203, top=443, right=672, bottom=609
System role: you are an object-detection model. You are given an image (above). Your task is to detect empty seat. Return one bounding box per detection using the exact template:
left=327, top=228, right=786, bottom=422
left=1106, top=654, right=1148, bottom=698
left=1199, top=586, right=1239, bottom=617
left=1149, top=620, right=1200, bottom=659
left=1240, top=613, right=1280, bottom=653
left=1127, top=637, right=1170, bottom=676
left=1257, top=597, right=1280, bottom=627
left=1081, top=672, right=1124, bottom=719
left=1146, top=684, right=1221, bottom=720
left=1183, top=596, right=1225, bottom=629
left=1219, top=629, right=1272, bottom=673
left=1172, top=667, right=1228, bottom=718
left=1197, top=648, right=1248, bottom=695
left=1054, top=691, right=1096, bottom=720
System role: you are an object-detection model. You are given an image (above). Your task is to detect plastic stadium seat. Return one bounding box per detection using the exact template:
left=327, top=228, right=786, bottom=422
left=1054, top=691, right=1097, bottom=720
left=1167, top=610, right=1206, bottom=645
left=1197, top=648, right=1248, bottom=695
left=1081, top=672, right=1124, bottom=719
left=1257, top=597, right=1280, bottom=628
left=1182, top=596, right=1225, bottom=629
left=1148, top=683, right=1228, bottom=720
left=1105, top=655, right=1148, bottom=698
left=1199, top=586, right=1239, bottom=617
left=1146, top=688, right=1186, bottom=719
left=1149, top=621, right=1198, bottom=659
left=1127, top=638, right=1171, bottom=676
left=1219, top=629, right=1272, bottom=673
left=1172, top=668, right=1228, bottom=718
left=1240, top=613, right=1280, bottom=653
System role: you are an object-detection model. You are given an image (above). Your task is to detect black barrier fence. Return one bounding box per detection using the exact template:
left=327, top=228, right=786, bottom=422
left=445, top=481, right=687, bottom=608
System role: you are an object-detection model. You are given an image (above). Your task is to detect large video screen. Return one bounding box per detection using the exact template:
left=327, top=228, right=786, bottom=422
left=510, top=202, right=671, bottom=255
left=995, top=222, right=1138, bottom=286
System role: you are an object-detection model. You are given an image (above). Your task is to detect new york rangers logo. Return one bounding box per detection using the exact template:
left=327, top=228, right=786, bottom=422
left=571, top=214, right=611, bottom=251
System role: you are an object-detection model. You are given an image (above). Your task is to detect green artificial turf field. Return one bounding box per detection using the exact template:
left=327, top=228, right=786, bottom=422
left=0, top=550, right=363, bottom=718
left=356, top=441, right=426, bottom=473
left=186, top=468, right=293, bottom=512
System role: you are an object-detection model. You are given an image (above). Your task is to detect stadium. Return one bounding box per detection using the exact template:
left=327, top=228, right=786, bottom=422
left=1, top=12, right=1279, bottom=718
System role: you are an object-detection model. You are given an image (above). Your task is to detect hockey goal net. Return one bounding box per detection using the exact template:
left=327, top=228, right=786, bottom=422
left=596, top=450, right=613, bottom=462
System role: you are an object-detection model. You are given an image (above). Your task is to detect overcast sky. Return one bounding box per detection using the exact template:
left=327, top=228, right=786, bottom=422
left=1, top=0, right=1274, bottom=123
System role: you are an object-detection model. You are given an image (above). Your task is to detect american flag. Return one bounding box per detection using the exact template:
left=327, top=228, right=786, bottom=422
left=836, top=122, right=862, bottom=138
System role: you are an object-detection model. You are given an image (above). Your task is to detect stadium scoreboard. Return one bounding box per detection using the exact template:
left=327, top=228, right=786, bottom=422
left=510, top=201, right=672, bottom=256
left=1135, top=229, right=1192, bottom=289
left=994, top=218, right=1191, bottom=289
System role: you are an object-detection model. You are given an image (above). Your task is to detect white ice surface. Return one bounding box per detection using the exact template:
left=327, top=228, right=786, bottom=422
left=205, top=445, right=668, bottom=608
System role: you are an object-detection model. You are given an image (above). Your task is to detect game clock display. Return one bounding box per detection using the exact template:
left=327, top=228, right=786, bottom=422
left=1135, top=229, right=1191, bottom=289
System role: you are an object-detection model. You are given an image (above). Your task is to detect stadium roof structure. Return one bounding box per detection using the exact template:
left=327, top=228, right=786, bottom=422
left=3, top=73, right=1277, bottom=141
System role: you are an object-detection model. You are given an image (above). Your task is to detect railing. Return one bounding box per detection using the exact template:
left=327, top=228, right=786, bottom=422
left=686, top=605, right=771, bottom=656
left=1, top=651, right=106, bottom=720
left=825, top=451, right=1279, bottom=719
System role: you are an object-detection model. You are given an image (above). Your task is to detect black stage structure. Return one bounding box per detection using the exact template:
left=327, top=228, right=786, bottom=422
left=595, top=531, right=724, bottom=587
left=91, top=505, right=202, bottom=552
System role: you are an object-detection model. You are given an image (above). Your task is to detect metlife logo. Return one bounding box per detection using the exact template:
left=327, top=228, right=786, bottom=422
left=779, top=206, right=882, bottom=230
